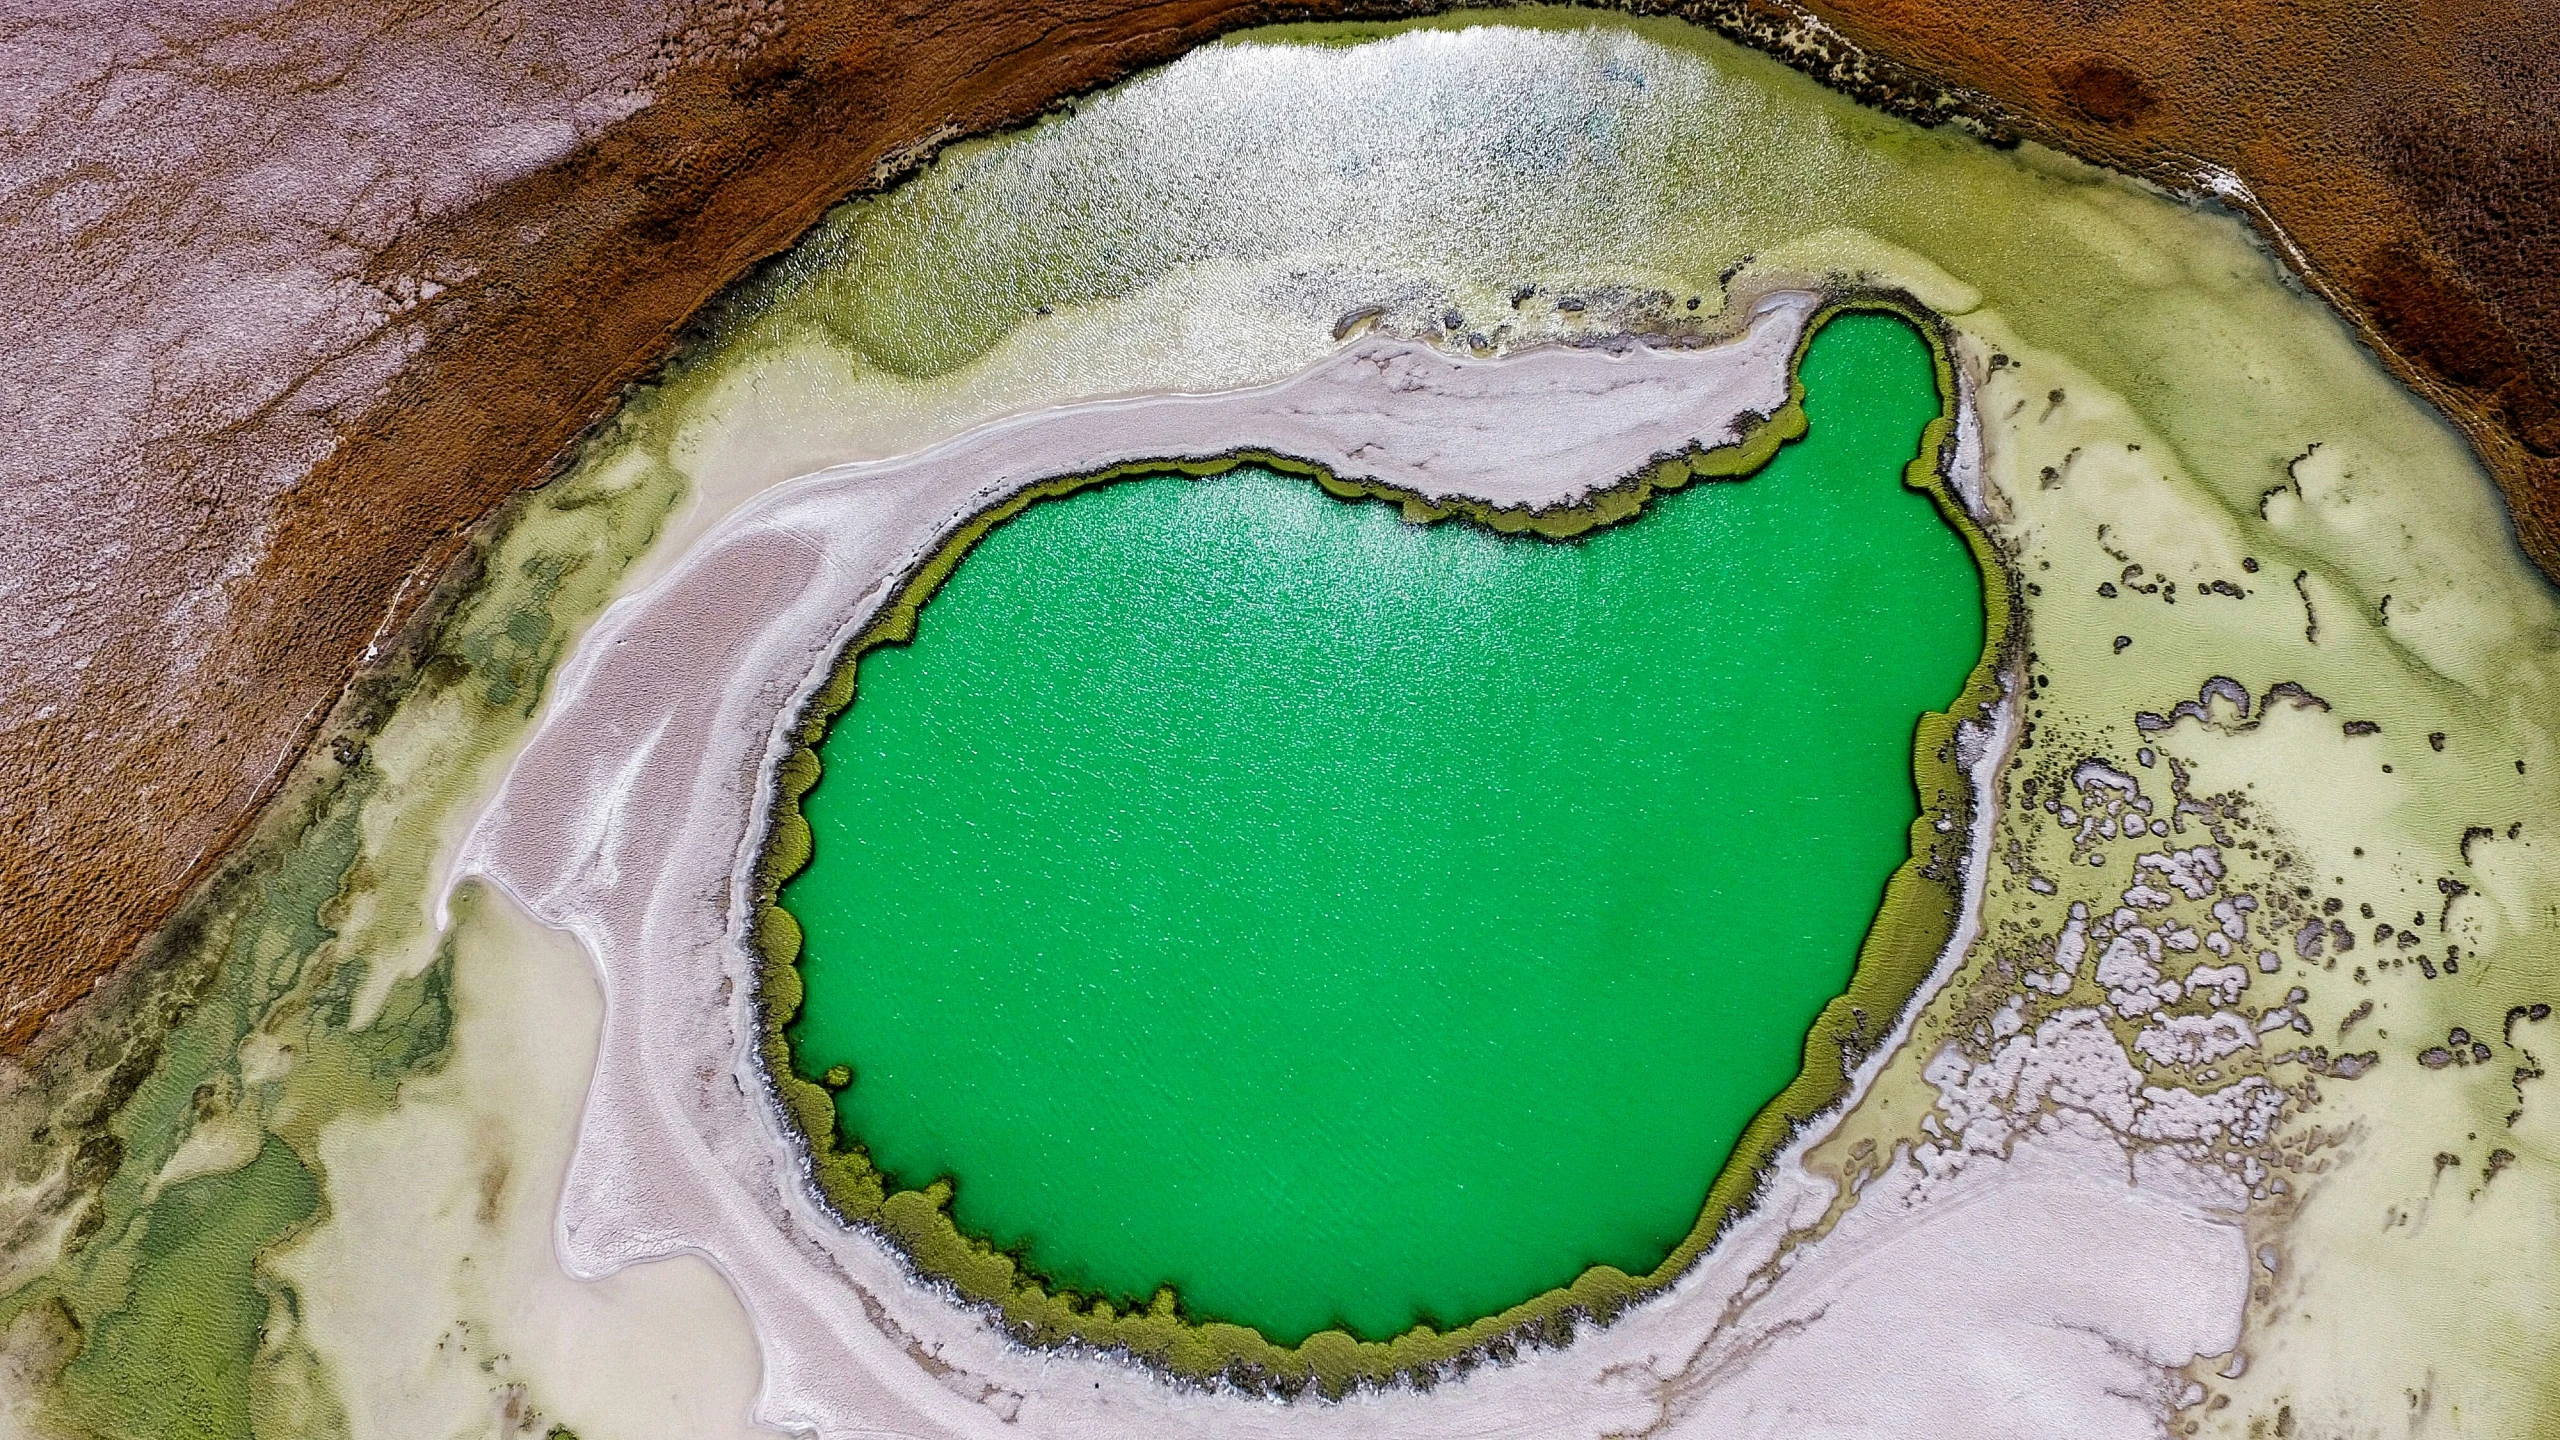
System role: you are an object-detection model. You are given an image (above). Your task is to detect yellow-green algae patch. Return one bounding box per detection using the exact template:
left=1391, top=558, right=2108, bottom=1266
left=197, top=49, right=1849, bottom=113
left=10, top=9, right=2560, bottom=1433
left=0, top=410, right=687, bottom=1439
left=745, top=296, right=2015, bottom=1390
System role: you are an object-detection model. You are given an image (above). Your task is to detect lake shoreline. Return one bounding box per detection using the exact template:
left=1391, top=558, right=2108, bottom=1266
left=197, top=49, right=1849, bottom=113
left=454, top=284, right=2022, bottom=1412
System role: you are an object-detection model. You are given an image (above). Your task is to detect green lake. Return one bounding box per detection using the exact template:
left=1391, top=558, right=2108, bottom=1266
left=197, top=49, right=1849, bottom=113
left=781, top=313, right=1981, bottom=1344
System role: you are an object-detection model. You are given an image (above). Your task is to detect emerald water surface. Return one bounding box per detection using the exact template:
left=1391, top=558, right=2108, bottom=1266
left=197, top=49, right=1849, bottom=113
left=783, top=314, right=1979, bottom=1343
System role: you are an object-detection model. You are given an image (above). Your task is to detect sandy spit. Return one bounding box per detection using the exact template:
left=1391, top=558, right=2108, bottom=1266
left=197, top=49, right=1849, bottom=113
left=453, top=294, right=2241, bottom=1437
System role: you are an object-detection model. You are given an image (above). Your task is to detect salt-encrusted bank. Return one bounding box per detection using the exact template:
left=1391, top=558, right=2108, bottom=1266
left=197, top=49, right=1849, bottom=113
left=449, top=286, right=2258, bottom=1437
left=16, top=17, right=2560, bottom=1438
left=453, top=291, right=1803, bottom=1425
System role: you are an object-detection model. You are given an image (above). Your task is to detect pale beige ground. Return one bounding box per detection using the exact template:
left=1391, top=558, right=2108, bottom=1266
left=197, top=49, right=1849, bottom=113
left=448, top=283, right=2271, bottom=1437
left=16, top=14, right=2558, bottom=1438
left=276, top=883, right=773, bottom=1440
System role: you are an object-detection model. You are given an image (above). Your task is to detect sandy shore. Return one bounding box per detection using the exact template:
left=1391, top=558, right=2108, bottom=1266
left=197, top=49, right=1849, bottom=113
left=453, top=295, right=2245, bottom=1437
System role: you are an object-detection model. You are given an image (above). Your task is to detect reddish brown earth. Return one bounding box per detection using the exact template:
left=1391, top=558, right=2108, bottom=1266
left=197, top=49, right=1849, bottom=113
left=0, top=0, right=1416, bottom=1049
left=3, top=0, right=2554, bottom=1049
left=1778, top=0, right=2560, bottom=561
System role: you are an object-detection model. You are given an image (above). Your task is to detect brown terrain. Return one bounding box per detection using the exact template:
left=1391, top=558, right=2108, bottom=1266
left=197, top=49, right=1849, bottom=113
left=2, top=0, right=2553, bottom=1049
left=1787, top=0, right=2560, bottom=548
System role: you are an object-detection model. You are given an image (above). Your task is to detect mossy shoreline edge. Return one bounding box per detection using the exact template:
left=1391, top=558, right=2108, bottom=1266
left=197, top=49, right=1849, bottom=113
left=745, top=290, right=2016, bottom=1396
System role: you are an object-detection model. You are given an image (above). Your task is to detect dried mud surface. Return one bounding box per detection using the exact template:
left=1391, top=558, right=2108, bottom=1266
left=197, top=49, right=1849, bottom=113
left=4, top=0, right=2555, bottom=1048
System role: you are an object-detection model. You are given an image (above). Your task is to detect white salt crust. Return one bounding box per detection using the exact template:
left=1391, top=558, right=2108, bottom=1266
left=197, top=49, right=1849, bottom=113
left=454, top=299, right=2248, bottom=1438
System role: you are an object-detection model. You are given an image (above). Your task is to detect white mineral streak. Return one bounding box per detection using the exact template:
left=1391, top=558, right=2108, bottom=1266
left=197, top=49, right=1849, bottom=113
left=454, top=296, right=2246, bottom=1438
left=2134, top=1012, right=2260, bottom=1068
left=1926, top=1011, right=2279, bottom=1160
left=2184, top=964, right=2252, bottom=1005
left=2098, top=919, right=2182, bottom=1018
left=2028, top=900, right=2093, bottom=994
left=2139, top=847, right=2226, bottom=902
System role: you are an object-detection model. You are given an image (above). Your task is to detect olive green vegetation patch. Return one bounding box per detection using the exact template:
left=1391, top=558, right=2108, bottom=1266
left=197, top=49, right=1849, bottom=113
left=52, top=1138, right=320, bottom=1440
left=0, top=440, right=683, bottom=1437
left=0, top=790, right=466, bottom=1440
left=747, top=292, right=2016, bottom=1394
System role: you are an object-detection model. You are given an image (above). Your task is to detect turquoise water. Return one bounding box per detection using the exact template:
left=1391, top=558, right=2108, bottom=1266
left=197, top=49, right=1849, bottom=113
left=782, top=314, right=1980, bottom=1342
